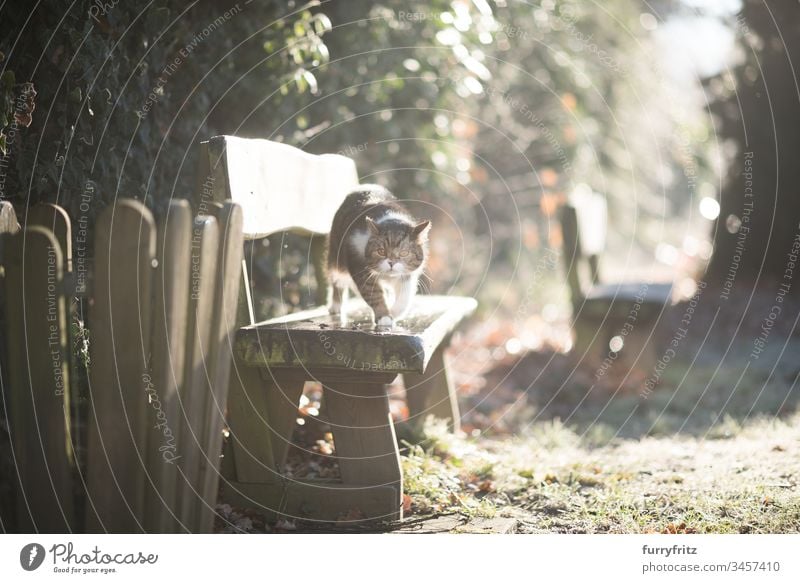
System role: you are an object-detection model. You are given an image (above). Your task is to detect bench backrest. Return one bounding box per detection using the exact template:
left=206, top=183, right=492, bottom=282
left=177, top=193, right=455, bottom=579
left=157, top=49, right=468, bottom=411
left=560, top=187, right=608, bottom=306
left=201, top=135, right=359, bottom=239
left=198, top=136, right=360, bottom=324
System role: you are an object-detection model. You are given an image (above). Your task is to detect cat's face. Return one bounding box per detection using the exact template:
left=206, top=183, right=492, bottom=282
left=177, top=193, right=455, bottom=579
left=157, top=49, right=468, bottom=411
left=364, top=218, right=430, bottom=276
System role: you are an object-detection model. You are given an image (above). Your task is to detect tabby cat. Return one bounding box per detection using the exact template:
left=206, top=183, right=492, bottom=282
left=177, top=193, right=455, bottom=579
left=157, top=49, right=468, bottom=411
left=327, top=185, right=430, bottom=330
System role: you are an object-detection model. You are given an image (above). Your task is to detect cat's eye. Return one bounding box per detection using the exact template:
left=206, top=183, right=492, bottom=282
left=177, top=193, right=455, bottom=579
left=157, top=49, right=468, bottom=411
left=399, top=250, right=410, bottom=258
left=377, top=248, right=386, bottom=257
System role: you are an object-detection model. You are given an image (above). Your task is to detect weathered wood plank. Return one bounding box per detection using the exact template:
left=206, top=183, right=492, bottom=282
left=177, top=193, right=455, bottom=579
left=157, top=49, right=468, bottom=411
left=404, top=345, right=461, bottom=432
left=177, top=216, right=219, bottom=531
left=237, top=295, right=477, bottom=373
left=196, top=201, right=244, bottom=533
left=3, top=227, right=74, bottom=532
left=25, top=203, right=72, bottom=273
left=206, top=135, right=359, bottom=238
left=86, top=199, right=155, bottom=533
left=144, top=200, right=192, bottom=533
left=25, top=204, right=81, bottom=492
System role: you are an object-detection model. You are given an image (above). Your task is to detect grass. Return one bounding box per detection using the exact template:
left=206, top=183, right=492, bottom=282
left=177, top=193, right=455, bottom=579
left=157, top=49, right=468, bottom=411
left=400, top=333, right=800, bottom=533
left=403, top=414, right=800, bottom=533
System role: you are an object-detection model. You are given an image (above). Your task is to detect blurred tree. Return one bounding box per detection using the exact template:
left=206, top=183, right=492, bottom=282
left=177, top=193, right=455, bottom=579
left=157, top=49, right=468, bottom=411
left=706, top=0, right=800, bottom=293
left=292, top=1, right=717, bottom=313
left=471, top=0, right=715, bottom=313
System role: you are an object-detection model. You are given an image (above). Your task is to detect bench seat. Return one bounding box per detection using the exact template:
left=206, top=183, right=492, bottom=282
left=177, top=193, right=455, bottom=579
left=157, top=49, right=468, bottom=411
left=580, top=282, right=673, bottom=319
left=236, top=295, right=477, bottom=374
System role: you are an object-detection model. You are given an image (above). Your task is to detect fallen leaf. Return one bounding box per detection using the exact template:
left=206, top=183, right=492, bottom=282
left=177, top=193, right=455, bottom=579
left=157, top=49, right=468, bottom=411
left=661, top=522, right=696, bottom=534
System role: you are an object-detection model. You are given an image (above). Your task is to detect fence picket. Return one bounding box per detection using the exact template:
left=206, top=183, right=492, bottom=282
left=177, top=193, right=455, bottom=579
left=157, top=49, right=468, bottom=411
left=144, top=200, right=192, bottom=533
left=23, top=203, right=82, bottom=512
left=196, top=201, right=243, bottom=532
left=3, top=226, right=74, bottom=532
left=177, top=216, right=219, bottom=532
left=86, top=199, right=155, bottom=532
left=26, top=203, right=73, bottom=274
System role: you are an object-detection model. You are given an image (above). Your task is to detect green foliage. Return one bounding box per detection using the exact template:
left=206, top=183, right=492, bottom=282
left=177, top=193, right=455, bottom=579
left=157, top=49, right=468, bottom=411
left=0, top=0, right=328, bottom=225
left=71, top=313, right=91, bottom=370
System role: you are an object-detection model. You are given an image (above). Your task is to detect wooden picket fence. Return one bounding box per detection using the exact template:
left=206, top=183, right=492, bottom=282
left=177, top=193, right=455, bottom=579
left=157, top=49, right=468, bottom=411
left=0, top=197, right=243, bottom=533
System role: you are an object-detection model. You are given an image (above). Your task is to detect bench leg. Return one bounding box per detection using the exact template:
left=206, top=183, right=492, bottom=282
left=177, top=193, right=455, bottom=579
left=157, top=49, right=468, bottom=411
left=323, top=379, right=403, bottom=521
left=227, top=363, right=304, bottom=483
left=404, top=345, right=461, bottom=432
left=224, top=368, right=403, bottom=523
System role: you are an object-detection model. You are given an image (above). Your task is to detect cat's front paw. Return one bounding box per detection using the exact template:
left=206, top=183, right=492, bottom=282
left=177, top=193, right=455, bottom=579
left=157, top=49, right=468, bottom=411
left=375, top=315, right=394, bottom=331
left=329, top=304, right=349, bottom=327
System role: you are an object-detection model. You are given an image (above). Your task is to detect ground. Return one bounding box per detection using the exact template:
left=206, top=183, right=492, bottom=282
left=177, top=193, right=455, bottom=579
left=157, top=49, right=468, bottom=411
left=398, top=414, right=800, bottom=534
left=215, top=292, right=800, bottom=534
left=216, top=411, right=800, bottom=533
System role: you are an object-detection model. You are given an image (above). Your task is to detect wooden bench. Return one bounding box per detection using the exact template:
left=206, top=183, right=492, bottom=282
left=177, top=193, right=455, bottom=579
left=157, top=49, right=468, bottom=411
left=560, top=189, right=672, bottom=374
left=199, top=136, right=476, bottom=522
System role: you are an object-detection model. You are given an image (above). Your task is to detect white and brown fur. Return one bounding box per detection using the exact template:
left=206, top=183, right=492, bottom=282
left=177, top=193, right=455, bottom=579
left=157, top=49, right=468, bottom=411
left=327, top=185, right=430, bottom=330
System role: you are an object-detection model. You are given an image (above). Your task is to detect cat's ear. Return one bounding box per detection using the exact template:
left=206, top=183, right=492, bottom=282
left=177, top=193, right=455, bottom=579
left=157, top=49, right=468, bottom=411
left=365, top=216, right=380, bottom=235
left=412, top=220, right=431, bottom=241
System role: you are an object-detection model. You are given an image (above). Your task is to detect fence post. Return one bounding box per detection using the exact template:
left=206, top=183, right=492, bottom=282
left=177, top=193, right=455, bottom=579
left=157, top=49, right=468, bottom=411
left=0, top=201, right=18, bottom=530
left=86, top=199, right=155, bottom=532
